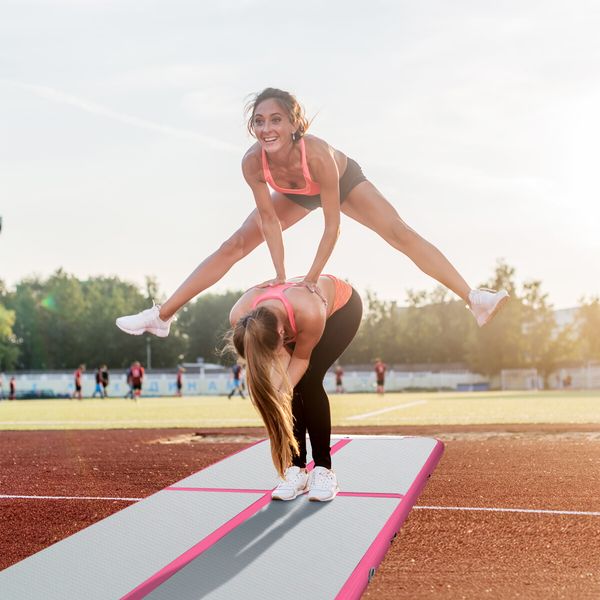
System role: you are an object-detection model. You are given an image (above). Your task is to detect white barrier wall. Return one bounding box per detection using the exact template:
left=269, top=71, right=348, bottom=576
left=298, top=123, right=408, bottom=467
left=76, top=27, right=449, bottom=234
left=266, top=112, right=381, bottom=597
left=1, top=369, right=487, bottom=398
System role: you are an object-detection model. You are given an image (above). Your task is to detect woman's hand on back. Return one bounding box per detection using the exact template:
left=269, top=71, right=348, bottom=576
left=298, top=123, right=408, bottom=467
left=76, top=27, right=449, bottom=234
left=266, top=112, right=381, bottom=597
left=293, top=279, right=328, bottom=307
left=256, top=276, right=287, bottom=288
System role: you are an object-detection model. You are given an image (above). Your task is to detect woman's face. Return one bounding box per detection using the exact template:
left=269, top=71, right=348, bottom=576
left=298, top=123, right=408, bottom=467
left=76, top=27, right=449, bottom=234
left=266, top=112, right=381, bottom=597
left=252, top=98, right=296, bottom=153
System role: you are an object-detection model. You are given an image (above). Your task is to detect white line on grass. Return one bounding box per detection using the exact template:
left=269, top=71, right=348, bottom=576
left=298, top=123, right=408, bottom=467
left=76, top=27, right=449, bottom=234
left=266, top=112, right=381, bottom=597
left=0, top=419, right=260, bottom=426
left=3, top=495, right=599, bottom=517
left=346, top=400, right=428, bottom=421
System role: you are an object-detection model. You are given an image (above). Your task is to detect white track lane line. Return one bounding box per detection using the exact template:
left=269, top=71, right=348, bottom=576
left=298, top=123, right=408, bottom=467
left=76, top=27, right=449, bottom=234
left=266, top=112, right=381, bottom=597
left=0, top=494, right=142, bottom=501
left=2, top=495, right=599, bottom=517
left=346, top=400, right=428, bottom=421
left=415, top=505, right=600, bottom=517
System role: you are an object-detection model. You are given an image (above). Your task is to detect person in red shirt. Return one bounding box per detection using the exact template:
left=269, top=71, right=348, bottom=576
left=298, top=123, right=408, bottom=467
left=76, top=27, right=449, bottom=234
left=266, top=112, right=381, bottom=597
left=374, top=359, right=386, bottom=395
left=130, top=361, right=144, bottom=400
left=9, top=376, right=16, bottom=400
left=73, top=365, right=85, bottom=400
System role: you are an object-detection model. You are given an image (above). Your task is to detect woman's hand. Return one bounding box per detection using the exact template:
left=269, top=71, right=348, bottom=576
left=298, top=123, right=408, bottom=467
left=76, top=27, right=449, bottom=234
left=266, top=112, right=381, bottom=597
left=294, top=279, right=328, bottom=307
left=256, top=276, right=286, bottom=288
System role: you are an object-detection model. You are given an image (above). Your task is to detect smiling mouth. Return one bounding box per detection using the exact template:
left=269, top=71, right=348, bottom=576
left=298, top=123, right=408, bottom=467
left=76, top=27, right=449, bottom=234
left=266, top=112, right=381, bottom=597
left=263, top=137, right=278, bottom=143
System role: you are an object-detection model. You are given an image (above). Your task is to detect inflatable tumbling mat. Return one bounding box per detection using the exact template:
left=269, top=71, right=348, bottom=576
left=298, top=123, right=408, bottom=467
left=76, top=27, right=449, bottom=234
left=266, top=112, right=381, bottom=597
left=0, top=435, right=443, bottom=599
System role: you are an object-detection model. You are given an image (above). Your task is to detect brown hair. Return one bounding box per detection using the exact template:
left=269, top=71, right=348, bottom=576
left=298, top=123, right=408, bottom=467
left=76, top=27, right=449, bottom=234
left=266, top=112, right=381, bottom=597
left=245, top=88, right=310, bottom=142
left=225, top=306, right=299, bottom=477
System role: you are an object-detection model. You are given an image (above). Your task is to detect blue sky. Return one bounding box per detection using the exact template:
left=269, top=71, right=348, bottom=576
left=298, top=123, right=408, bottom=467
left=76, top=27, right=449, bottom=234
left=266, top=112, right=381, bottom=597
left=2, top=0, right=599, bottom=309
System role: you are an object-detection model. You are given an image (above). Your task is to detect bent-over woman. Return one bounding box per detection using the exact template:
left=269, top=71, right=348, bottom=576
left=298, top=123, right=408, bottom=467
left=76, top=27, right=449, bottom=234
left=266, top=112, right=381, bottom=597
left=227, top=274, right=362, bottom=502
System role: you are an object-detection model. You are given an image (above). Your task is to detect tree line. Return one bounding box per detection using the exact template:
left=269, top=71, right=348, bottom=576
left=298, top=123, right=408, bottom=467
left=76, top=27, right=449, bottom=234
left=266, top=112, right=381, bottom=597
left=0, top=262, right=598, bottom=383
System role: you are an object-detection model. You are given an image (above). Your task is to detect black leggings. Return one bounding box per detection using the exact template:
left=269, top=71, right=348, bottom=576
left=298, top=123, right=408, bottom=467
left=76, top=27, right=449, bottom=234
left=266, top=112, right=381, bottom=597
left=291, top=288, right=362, bottom=469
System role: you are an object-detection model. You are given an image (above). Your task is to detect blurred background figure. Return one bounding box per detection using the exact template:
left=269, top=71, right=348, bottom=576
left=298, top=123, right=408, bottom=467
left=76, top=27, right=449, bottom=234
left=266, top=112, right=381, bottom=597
left=92, top=366, right=104, bottom=398
left=374, top=359, right=386, bottom=395
left=176, top=367, right=185, bottom=397
left=124, top=363, right=134, bottom=399
left=228, top=361, right=246, bottom=399
left=129, top=361, right=144, bottom=401
left=9, top=375, right=16, bottom=400
left=334, top=364, right=344, bottom=393
left=101, top=365, right=110, bottom=397
left=73, top=364, right=85, bottom=400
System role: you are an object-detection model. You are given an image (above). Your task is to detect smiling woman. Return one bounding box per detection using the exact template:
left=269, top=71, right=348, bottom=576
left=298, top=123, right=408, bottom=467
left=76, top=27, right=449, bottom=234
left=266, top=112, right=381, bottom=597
left=116, top=87, right=509, bottom=338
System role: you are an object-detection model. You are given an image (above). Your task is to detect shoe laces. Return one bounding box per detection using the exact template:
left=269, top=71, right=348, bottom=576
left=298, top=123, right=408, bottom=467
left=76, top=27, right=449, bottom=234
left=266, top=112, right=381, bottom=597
left=311, top=468, right=334, bottom=489
left=278, top=467, right=304, bottom=489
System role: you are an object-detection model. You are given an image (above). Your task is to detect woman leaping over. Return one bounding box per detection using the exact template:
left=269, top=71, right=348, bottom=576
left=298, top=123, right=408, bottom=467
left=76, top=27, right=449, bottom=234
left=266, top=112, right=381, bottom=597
left=117, top=87, right=507, bottom=336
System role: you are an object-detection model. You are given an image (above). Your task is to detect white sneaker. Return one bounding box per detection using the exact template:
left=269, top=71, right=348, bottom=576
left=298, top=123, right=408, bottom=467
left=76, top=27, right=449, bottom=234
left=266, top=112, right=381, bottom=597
left=468, top=289, right=510, bottom=327
left=115, top=303, right=173, bottom=337
left=271, top=466, right=309, bottom=501
left=307, top=467, right=339, bottom=502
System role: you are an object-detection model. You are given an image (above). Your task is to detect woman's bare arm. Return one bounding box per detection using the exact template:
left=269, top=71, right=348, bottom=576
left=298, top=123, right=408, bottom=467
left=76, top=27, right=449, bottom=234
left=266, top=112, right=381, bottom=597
left=242, top=152, right=286, bottom=282
left=302, top=141, right=341, bottom=288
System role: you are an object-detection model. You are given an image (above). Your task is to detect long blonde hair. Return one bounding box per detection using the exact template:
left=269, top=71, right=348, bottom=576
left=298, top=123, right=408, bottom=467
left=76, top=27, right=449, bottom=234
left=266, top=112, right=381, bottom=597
left=226, top=307, right=299, bottom=477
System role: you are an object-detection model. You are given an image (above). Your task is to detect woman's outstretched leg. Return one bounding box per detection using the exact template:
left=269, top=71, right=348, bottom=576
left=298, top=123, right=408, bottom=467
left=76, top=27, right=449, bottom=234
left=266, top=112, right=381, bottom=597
left=341, top=182, right=508, bottom=325
left=116, top=195, right=310, bottom=335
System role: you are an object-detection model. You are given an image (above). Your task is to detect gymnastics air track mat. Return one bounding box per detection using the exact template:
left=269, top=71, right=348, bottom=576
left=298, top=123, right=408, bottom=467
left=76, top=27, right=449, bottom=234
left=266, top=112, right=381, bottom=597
left=0, top=435, right=444, bottom=599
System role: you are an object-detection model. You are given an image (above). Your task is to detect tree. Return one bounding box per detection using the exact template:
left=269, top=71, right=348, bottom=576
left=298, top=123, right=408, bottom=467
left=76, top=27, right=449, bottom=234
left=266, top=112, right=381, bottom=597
left=575, top=297, right=600, bottom=362
left=6, top=271, right=186, bottom=369
left=520, top=280, right=576, bottom=387
left=0, top=302, right=18, bottom=370
left=466, top=261, right=528, bottom=376
left=178, top=290, right=243, bottom=364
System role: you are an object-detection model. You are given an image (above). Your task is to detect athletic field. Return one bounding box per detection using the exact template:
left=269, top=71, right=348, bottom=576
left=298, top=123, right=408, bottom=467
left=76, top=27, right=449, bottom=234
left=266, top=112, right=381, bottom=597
left=2, top=390, right=599, bottom=598
left=1, top=390, right=599, bottom=429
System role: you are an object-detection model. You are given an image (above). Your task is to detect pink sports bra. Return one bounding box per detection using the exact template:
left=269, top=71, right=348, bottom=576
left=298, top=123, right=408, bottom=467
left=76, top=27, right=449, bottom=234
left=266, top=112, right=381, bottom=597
left=251, top=282, right=298, bottom=339
left=250, top=275, right=353, bottom=341
left=261, top=137, right=321, bottom=196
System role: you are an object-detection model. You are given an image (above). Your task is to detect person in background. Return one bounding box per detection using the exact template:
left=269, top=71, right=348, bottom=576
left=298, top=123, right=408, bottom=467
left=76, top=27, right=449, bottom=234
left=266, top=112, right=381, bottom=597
left=130, top=361, right=144, bottom=401
left=92, top=367, right=104, bottom=398
left=228, top=361, right=246, bottom=399
left=73, top=364, right=85, bottom=400
left=124, top=364, right=134, bottom=399
left=374, top=359, right=386, bottom=395
left=334, top=364, right=344, bottom=393
left=9, top=375, right=16, bottom=400
left=101, top=365, right=110, bottom=397
left=176, top=366, right=185, bottom=397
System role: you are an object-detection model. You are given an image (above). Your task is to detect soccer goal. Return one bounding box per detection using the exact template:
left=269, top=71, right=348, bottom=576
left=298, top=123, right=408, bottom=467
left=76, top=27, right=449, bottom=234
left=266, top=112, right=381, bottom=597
left=500, top=368, right=541, bottom=391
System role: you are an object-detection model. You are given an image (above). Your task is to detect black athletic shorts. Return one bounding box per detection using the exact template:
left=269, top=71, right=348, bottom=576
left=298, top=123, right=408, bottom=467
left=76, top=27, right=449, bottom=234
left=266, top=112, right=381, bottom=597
left=283, top=157, right=367, bottom=211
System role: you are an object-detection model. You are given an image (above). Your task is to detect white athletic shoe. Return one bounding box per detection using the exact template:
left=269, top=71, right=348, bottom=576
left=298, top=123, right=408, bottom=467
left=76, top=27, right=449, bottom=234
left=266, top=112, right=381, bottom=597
left=307, top=467, right=339, bottom=502
left=271, top=466, right=309, bottom=501
left=115, top=303, right=173, bottom=337
left=468, top=288, right=510, bottom=327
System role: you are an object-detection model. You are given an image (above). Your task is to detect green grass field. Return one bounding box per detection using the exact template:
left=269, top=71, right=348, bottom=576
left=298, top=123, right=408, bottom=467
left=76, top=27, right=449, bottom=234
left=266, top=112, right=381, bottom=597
left=0, top=390, right=599, bottom=429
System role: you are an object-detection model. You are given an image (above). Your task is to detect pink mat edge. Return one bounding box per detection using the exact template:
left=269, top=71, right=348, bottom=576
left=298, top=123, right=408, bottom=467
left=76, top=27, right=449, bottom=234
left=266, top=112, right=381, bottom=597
left=335, top=438, right=445, bottom=599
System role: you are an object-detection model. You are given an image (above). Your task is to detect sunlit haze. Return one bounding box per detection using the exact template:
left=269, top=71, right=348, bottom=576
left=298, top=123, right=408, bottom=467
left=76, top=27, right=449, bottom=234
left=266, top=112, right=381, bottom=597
left=2, top=1, right=599, bottom=309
